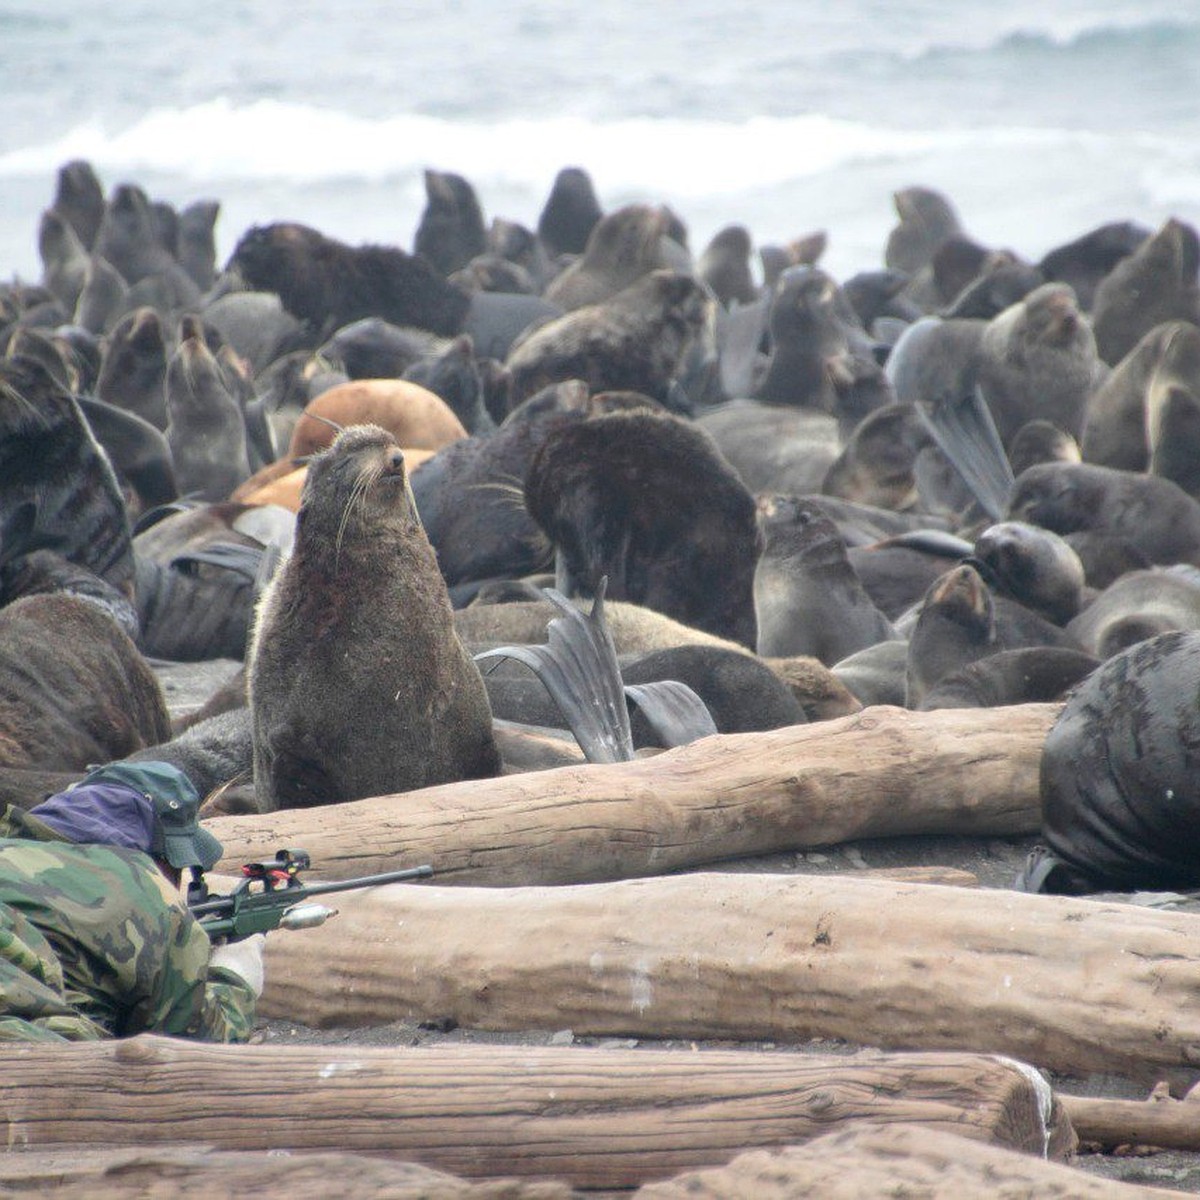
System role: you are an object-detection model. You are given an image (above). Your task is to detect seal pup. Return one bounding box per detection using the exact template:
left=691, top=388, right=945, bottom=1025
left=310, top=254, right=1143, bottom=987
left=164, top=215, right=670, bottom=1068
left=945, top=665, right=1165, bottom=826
left=918, top=647, right=1099, bottom=710
left=413, top=169, right=488, bottom=277
left=504, top=269, right=710, bottom=408
left=969, top=521, right=1087, bottom=626
left=0, top=354, right=134, bottom=602
left=1006, top=420, right=1081, bottom=478
left=37, top=208, right=90, bottom=313
left=754, top=495, right=897, bottom=665
left=51, top=159, right=106, bottom=250
left=73, top=254, right=129, bottom=335
left=537, top=166, right=604, bottom=260
left=177, top=199, right=220, bottom=292
left=975, top=282, right=1107, bottom=446
left=1091, top=218, right=1200, bottom=367
left=698, top=225, right=758, bottom=308
left=821, top=403, right=932, bottom=511
left=164, top=335, right=251, bottom=502
left=885, top=186, right=964, bottom=277
left=753, top=266, right=877, bottom=411
left=248, top=424, right=500, bottom=809
left=95, top=305, right=170, bottom=431
left=1008, top=461, right=1200, bottom=567
left=524, top=407, right=761, bottom=648
left=544, top=204, right=675, bottom=311
left=904, top=562, right=1080, bottom=707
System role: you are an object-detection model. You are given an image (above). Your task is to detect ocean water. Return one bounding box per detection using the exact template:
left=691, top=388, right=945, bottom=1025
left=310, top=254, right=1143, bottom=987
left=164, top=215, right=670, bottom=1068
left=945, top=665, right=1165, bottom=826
left=2, top=0, right=1199, bottom=286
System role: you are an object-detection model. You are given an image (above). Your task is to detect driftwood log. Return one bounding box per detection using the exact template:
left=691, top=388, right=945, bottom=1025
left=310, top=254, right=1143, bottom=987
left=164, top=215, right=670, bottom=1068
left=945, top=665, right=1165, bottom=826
left=0, top=1037, right=1070, bottom=1189
left=1062, top=1083, right=1200, bottom=1153
left=0, top=1146, right=570, bottom=1199
left=633, top=1122, right=1185, bottom=1199
left=207, top=703, right=1057, bottom=885
left=258, top=873, right=1200, bottom=1084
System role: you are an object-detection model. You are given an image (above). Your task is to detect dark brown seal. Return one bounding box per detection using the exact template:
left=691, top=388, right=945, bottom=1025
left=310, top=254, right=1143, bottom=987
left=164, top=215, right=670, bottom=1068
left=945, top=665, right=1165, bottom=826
left=248, top=423, right=500, bottom=810
left=504, top=269, right=711, bottom=407
left=524, top=407, right=761, bottom=648
left=0, top=354, right=134, bottom=602
left=413, top=168, right=488, bottom=277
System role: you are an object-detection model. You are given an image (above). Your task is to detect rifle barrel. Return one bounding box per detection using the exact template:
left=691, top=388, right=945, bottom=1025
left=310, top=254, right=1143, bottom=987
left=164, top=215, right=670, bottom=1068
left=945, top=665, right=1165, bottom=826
left=190, top=864, right=433, bottom=918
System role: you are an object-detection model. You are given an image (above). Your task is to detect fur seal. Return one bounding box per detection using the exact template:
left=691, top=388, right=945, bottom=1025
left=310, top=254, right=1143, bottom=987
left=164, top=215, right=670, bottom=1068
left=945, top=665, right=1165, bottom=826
left=164, top=335, right=251, bottom=503
left=1091, top=218, right=1200, bottom=367
left=1037, top=220, right=1149, bottom=311
left=904, top=562, right=1079, bottom=707
left=821, top=403, right=932, bottom=511
left=227, top=221, right=473, bottom=336
left=38, top=208, right=90, bottom=313
left=287, top=378, right=468, bottom=458
left=505, top=269, right=710, bottom=407
left=1032, top=629, right=1200, bottom=893
left=544, top=204, right=676, bottom=311
left=753, top=266, right=877, bottom=412
left=51, top=159, right=105, bottom=250
left=177, top=199, right=220, bottom=292
left=976, top=282, right=1107, bottom=446
left=1065, top=567, right=1200, bottom=659
left=413, top=169, right=488, bottom=277
left=885, top=186, right=964, bottom=276
left=73, top=253, right=129, bottom=335
left=524, top=407, right=761, bottom=647
left=918, top=646, right=1099, bottom=710
left=969, top=520, right=1087, bottom=626
left=0, top=590, right=170, bottom=772
left=0, top=354, right=134, bottom=601
left=95, top=306, right=169, bottom=430
left=698, top=225, right=758, bottom=308
left=537, top=166, right=604, bottom=259
left=76, top=395, right=179, bottom=517
left=248, top=424, right=500, bottom=809
left=1009, top=461, right=1200, bottom=567
left=1006, top=420, right=1081, bottom=478
left=695, top=398, right=839, bottom=496
left=92, top=183, right=200, bottom=305
left=753, top=494, right=897, bottom=665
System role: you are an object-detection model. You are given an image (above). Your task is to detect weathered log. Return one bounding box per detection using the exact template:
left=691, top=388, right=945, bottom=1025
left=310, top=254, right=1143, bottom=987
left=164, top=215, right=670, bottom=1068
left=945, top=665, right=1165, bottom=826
left=207, top=704, right=1057, bottom=885
left=0, top=1037, right=1072, bottom=1188
left=0, top=1145, right=569, bottom=1199
left=1061, top=1085, right=1200, bottom=1153
left=633, top=1122, right=1183, bottom=1199
left=259, top=873, right=1200, bottom=1083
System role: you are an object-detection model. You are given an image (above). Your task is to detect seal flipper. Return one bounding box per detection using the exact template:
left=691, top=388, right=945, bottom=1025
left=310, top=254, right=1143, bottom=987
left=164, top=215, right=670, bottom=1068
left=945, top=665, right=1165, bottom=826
left=624, top=680, right=718, bottom=748
left=475, top=579, right=635, bottom=763
left=919, top=385, right=1015, bottom=520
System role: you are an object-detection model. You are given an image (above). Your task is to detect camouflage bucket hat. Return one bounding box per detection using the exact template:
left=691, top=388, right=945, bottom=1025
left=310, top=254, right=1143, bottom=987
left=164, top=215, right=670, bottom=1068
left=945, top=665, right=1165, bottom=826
left=76, top=761, right=224, bottom=870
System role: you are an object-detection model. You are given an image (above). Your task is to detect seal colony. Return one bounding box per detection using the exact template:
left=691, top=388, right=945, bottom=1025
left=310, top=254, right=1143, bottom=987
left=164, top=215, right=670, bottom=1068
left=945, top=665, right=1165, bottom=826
left=3, top=156, right=1200, bottom=890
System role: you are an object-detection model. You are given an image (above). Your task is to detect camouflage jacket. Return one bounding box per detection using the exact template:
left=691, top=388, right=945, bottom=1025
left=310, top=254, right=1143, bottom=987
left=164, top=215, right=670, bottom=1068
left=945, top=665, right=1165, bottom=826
left=0, top=806, right=255, bottom=1043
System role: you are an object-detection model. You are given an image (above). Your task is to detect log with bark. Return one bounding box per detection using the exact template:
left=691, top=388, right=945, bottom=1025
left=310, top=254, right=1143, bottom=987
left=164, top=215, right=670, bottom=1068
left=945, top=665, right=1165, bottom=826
left=633, top=1122, right=1184, bottom=1199
left=206, top=703, right=1058, bottom=886
left=258, top=872, right=1200, bottom=1084
left=0, top=1037, right=1071, bottom=1190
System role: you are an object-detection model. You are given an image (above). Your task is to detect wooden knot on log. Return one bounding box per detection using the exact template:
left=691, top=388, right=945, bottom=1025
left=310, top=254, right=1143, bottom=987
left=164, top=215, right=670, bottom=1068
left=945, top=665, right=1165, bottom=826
left=113, top=1034, right=170, bottom=1067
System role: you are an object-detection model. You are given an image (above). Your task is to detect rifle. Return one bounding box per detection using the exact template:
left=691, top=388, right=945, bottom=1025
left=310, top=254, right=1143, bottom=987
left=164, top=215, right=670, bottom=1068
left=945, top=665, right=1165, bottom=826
left=187, top=847, right=433, bottom=941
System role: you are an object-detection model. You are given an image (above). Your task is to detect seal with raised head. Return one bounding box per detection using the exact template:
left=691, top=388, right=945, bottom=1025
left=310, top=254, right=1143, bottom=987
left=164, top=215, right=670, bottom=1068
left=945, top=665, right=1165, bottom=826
left=544, top=204, right=675, bottom=311
left=247, top=423, right=500, bottom=810
left=413, top=168, right=488, bottom=277
left=1091, top=218, right=1200, bottom=367
left=537, top=166, right=604, bottom=259
left=753, top=494, right=897, bottom=666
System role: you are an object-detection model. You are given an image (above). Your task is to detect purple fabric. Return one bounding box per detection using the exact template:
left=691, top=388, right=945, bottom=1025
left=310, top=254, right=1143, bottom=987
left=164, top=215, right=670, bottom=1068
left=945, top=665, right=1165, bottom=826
left=30, top=782, right=158, bottom=855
